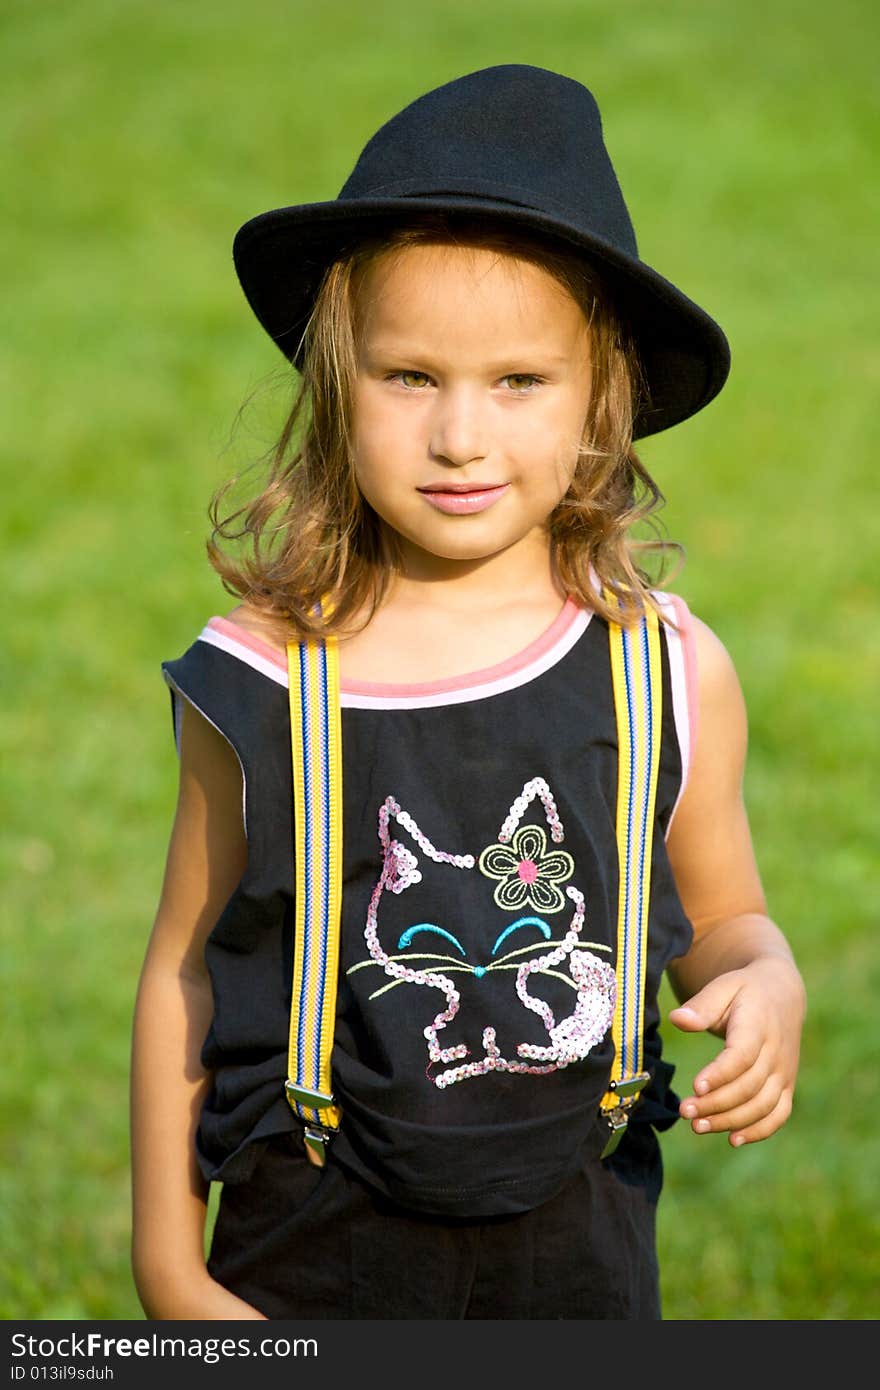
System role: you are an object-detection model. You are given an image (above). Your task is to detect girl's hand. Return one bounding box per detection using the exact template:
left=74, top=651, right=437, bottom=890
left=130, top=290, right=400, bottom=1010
left=669, top=954, right=806, bottom=1146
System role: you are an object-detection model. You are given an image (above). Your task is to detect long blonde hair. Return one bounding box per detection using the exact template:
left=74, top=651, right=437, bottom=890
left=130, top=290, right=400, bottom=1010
left=208, top=213, right=681, bottom=639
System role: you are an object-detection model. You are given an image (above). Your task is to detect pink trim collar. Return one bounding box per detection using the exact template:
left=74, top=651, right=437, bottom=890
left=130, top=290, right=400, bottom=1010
left=207, top=596, right=584, bottom=697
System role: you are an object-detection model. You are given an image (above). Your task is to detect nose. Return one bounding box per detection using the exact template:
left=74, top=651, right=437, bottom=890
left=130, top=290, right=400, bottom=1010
left=428, top=385, right=489, bottom=466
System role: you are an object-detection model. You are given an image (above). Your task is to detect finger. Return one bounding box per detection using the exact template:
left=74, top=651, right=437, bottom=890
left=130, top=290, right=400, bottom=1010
left=689, top=1031, right=766, bottom=1098
left=685, top=1074, right=784, bottom=1136
left=729, top=1089, right=794, bottom=1147
left=681, top=1051, right=772, bottom=1120
left=668, top=976, right=740, bottom=1035
left=691, top=988, right=783, bottom=1094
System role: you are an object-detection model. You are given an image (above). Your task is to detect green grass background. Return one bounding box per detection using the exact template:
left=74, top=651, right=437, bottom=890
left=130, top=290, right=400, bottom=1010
left=2, top=0, right=877, bottom=1320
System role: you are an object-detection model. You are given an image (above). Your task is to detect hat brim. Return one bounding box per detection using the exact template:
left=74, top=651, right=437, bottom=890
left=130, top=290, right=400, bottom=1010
left=232, top=196, right=730, bottom=440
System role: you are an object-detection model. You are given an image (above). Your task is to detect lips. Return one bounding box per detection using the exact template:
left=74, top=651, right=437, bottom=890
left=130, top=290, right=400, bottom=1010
left=418, top=483, right=505, bottom=493
left=418, top=483, right=510, bottom=515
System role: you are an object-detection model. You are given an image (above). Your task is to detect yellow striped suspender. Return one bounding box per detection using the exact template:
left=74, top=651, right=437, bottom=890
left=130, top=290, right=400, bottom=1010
left=600, top=592, right=663, bottom=1156
left=284, top=605, right=344, bottom=1166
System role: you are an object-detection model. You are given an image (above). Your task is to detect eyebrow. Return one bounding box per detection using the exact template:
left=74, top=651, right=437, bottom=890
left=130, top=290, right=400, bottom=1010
left=363, top=343, right=574, bottom=371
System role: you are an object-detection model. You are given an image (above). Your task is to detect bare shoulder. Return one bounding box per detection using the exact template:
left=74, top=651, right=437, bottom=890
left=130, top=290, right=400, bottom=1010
left=224, top=600, right=289, bottom=655
left=688, top=611, right=742, bottom=694
left=686, top=612, right=748, bottom=745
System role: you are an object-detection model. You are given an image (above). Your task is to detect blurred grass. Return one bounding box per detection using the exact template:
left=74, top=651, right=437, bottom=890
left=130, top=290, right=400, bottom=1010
left=1, top=0, right=877, bottom=1320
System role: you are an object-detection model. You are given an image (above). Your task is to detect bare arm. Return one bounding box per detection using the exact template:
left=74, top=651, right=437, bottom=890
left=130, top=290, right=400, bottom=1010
left=665, top=617, right=806, bottom=1146
left=130, top=698, right=267, bottom=1318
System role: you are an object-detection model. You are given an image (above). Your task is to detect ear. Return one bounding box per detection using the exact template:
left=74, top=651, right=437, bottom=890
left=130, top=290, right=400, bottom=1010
left=377, top=793, right=474, bottom=894
left=496, top=776, right=566, bottom=845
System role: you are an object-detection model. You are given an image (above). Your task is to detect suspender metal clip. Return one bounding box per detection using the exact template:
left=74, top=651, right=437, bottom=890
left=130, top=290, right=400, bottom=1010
left=600, top=1071, right=652, bottom=1158
left=302, top=1124, right=332, bottom=1167
left=285, top=1080, right=335, bottom=1109
left=285, top=1081, right=337, bottom=1168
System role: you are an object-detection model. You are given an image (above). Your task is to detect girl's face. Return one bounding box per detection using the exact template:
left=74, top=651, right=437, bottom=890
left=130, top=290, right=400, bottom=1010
left=351, top=242, right=592, bottom=583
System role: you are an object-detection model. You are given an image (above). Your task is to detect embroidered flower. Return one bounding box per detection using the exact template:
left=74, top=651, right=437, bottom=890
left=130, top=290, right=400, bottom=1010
left=478, top=824, right=574, bottom=913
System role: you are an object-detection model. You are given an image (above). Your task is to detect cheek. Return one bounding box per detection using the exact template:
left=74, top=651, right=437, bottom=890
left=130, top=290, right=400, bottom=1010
left=351, top=447, right=385, bottom=511
left=351, top=394, right=390, bottom=487
left=553, top=392, right=591, bottom=475
left=517, top=399, right=587, bottom=484
left=513, top=384, right=589, bottom=445
left=352, top=387, right=412, bottom=463
left=350, top=406, right=406, bottom=518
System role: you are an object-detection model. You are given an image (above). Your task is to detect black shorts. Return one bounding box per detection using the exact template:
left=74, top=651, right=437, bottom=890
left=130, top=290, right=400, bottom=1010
left=206, top=1132, right=661, bottom=1319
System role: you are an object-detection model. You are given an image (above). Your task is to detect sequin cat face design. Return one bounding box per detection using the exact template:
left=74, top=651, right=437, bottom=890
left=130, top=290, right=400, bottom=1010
left=351, top=776, right=616, bottom=1088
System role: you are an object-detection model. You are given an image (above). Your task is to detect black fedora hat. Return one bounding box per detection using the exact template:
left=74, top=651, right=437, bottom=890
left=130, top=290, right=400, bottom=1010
left=233, top=64, right=730, bottom=440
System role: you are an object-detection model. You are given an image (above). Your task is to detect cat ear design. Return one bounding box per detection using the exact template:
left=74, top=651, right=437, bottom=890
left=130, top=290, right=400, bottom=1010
left=377, top=794, right=475, bottom=895
left=496, top=776, right=566, bottom=844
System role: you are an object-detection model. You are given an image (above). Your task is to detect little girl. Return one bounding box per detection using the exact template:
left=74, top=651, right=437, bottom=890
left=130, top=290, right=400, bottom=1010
left=130, top=65, right=805, bottom=1321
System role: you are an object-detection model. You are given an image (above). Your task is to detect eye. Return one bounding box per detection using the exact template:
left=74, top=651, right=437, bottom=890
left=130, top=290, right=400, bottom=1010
left=491, top=916, right=552, bottom=955
left=391, top=371, right=432, bottom=390
left=503, top=374, right=542, bottom=392
left=398, top=923, right=466, bottom=955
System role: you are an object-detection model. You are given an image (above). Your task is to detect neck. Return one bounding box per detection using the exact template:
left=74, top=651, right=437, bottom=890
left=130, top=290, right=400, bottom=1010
left=385, top=533, right=565, bottom=614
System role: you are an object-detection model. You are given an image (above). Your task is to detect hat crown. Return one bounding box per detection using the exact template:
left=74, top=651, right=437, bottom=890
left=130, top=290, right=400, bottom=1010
left=338, top=64, right=638, bottom=257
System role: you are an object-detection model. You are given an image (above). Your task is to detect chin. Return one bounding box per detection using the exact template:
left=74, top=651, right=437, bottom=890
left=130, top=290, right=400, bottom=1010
left=413, top=534, right=514, bottom=563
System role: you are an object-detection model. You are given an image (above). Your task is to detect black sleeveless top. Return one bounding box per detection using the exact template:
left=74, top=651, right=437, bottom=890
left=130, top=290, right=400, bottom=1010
left=161, top=592, right=698, bottom=1217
